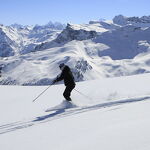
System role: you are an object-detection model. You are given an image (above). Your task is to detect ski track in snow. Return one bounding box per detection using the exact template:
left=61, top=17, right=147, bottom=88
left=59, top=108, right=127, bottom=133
left=0, top=95, right=150, bottom=135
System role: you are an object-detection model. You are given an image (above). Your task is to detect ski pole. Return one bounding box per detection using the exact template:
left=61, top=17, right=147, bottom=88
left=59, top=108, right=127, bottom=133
left=33, top=84, right=53, bottom=102
left=74, top=88, right=92, bottom=100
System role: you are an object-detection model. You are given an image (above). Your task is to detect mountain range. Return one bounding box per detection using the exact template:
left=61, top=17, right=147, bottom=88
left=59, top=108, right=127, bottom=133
left=0, top=15, right=150, bottom=85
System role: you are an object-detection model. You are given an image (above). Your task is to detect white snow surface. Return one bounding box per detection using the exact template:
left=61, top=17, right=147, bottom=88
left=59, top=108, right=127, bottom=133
left=0, top=73, right=150, bottom=150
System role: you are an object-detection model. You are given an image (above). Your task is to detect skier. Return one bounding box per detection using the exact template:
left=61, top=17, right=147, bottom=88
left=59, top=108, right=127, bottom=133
left=52, top=63, right=75, bottom=101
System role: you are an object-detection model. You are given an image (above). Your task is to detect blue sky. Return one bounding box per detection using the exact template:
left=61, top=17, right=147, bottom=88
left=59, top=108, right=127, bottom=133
left=0, top=0, right=150, bottom=25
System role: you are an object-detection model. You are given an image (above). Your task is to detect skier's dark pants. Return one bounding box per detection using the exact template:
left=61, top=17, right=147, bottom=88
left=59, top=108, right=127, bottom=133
left=63, top=84, right=75, bottom=101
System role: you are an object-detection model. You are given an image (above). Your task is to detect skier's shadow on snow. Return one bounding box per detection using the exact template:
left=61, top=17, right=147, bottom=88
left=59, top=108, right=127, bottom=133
left=34, top=109, right=66, bottom=122
left=33, top=101, right=76, bottom=122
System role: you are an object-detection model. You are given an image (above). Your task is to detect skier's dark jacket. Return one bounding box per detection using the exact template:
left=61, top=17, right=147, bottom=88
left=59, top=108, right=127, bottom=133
left=56, top=65, right=75, bottom=86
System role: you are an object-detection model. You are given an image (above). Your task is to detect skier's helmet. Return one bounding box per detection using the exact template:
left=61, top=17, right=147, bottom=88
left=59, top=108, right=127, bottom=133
left=59, top=63, right=65, bottom=69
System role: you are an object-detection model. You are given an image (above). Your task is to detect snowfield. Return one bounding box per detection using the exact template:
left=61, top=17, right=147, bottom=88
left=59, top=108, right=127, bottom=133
left=0, top=73, right=150, bottom=150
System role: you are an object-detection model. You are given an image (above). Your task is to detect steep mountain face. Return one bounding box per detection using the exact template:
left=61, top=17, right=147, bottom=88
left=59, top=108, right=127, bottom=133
left=0, top=15, right=150, bottom=85
left=0, top=25, right=17, bottom=57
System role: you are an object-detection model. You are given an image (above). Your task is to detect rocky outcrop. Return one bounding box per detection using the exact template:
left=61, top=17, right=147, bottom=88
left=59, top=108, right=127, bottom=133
left=55, top=23, right=97, bottom=43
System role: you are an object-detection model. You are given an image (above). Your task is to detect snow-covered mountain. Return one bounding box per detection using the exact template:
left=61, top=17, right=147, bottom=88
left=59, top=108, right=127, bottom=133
left=0, top=15, right=150, bottom=85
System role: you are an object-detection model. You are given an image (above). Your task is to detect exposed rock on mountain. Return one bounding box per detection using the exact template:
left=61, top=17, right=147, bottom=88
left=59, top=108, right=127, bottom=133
left=55, top=23, right=97, bottom=43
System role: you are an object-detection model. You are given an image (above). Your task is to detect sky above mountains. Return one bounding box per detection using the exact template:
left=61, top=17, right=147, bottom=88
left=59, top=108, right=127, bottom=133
left=0, top=0, right=150, bottom=25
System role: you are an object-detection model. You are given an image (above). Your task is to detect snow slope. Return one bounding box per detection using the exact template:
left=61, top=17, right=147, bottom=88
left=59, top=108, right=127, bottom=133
left=0, top=73, right=150, bottom=150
